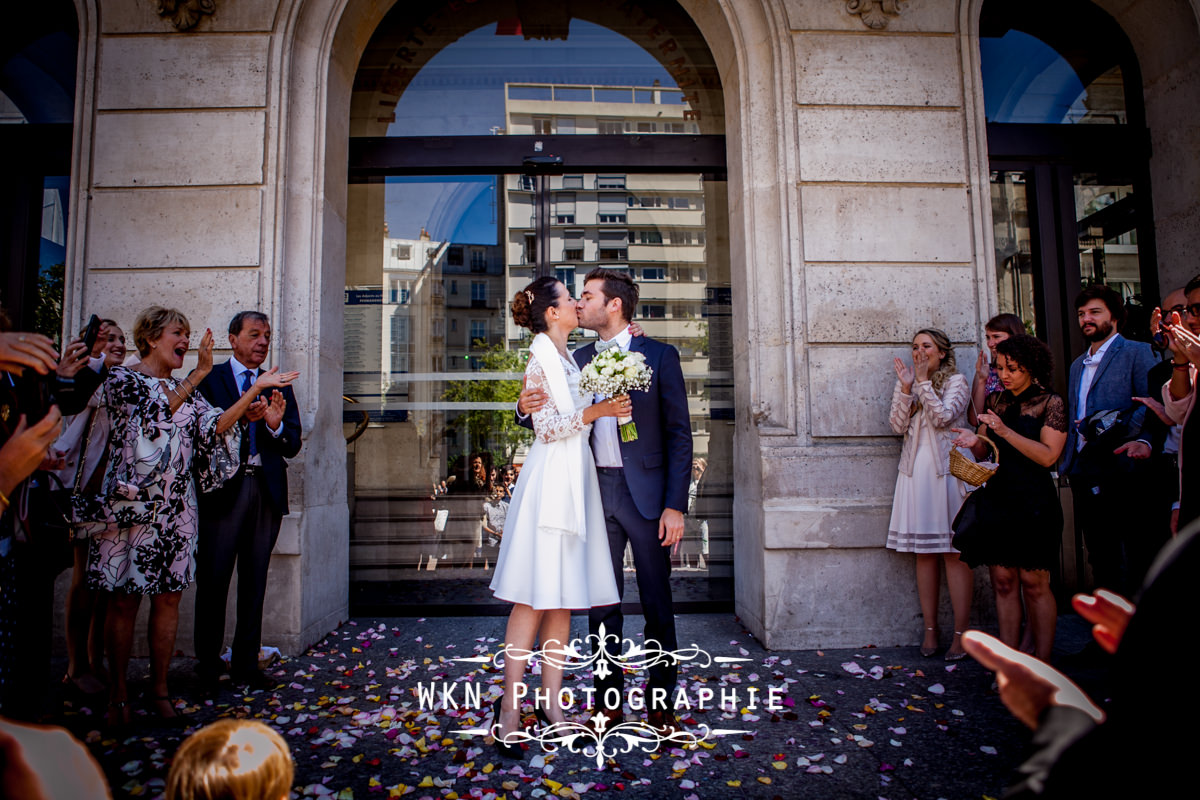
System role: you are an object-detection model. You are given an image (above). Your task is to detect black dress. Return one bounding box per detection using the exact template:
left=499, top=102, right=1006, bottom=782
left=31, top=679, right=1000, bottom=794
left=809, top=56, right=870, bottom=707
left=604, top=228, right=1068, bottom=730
left=956, top=387, right=1068, bottom=571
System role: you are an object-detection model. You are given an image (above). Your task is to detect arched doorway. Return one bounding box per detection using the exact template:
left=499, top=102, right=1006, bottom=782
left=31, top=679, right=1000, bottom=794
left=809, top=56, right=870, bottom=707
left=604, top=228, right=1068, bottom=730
left=979, top=0, right=1156, bottom=390
left=977, top=0, right=1158, bottom=592
left=342, top=0, right=735, bottom=613
left=0, top=0, right=78, bottom=334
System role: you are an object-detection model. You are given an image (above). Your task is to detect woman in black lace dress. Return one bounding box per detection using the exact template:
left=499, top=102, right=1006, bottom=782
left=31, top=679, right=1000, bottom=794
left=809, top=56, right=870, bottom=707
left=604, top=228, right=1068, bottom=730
left=952, top=335, right=1067, bottom=662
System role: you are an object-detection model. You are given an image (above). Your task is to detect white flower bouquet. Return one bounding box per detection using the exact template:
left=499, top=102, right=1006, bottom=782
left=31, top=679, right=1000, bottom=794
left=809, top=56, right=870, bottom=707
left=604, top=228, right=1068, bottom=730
left=579, top=349, right=654, bottom=442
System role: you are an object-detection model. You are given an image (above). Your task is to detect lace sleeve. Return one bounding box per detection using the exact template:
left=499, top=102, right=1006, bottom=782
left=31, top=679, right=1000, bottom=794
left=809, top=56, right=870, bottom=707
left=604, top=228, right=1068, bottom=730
left=526, top=354, right=588, bottom=444
left=1043, top=393, right=1068, bottom=433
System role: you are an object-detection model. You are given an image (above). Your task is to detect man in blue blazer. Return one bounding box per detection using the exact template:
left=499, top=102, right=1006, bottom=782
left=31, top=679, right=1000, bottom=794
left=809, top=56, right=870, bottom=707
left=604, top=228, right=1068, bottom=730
left=1062, top=286, right=1157, bottom=594
left=519, top=268, right=692, bottom=734
left=194, top=311, right=302, bottom=688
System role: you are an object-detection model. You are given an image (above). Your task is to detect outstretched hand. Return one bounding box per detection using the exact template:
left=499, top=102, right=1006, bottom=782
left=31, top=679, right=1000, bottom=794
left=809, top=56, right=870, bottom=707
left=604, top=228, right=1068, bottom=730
left=975, top=350, right=990, bottom=381
left=893, top=357, right=914, bottom=391
left=56, top=339, right=90, bottom=378
left=961, top=631, right=1104, bottom=730
left=263, top=390, right=287, bottom=429
left=950, top=427, right=979, bottom=449
left=977, top=410, right=1010, bottom=439
left=1133, top=395, right=1174, bottom=426
left=254, top=366, right=300, bottom=391
left=0, top=332, right=58, bottom=376
left=1072, top=589, right=1134, bottom=654
left=0, top=409, right=64, bottom=496
left=196, top=329, right=215, bottom=375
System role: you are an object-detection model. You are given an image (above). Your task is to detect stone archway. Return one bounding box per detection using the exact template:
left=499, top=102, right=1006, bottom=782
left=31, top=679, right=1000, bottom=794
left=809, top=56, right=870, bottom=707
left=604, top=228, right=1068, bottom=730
left=273, top=0, right=796, bottom=644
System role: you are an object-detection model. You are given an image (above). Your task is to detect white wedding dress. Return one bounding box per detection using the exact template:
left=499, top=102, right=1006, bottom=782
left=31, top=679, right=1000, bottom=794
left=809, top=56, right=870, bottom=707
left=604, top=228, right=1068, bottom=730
left=489, top=350, right=619, bottom=610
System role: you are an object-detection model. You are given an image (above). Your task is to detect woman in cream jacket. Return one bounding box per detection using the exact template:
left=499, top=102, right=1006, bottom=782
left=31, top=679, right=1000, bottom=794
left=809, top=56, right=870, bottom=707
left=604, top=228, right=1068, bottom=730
left=887, top=328, right=973, bottom=660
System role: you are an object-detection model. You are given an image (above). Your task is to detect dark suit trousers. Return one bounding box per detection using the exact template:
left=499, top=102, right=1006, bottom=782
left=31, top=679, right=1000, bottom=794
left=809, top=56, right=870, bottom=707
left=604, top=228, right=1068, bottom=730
left=590, top=469, right=678, bottom=712
left=1070, top=459, right=1152, bottom=596
left=195, top=470, right=281, bottom=674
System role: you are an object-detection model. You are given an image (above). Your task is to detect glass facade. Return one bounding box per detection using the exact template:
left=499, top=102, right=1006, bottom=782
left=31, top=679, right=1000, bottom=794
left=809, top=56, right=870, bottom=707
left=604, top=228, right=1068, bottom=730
left=346, top=3, right=732, bottom=612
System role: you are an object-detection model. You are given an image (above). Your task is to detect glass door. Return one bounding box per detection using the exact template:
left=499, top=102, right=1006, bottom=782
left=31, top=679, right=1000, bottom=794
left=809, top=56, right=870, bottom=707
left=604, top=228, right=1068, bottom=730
left=345, top=5, right=733, bottom=613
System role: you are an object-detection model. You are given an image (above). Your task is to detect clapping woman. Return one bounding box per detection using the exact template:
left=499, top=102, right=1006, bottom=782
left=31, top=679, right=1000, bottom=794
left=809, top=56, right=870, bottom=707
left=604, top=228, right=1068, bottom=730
left=970, top=314, right=1025, bottom=426
left=887, top=329, right=973, bottom=660
left=76, top=307, right=297, bottom=726
left=952, top=335, right=1066, bottom=662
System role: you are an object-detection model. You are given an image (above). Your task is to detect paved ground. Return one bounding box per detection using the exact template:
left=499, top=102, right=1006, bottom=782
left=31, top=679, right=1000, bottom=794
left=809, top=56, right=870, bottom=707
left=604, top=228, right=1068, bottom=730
left=47, top=613, right=1105, bottom=800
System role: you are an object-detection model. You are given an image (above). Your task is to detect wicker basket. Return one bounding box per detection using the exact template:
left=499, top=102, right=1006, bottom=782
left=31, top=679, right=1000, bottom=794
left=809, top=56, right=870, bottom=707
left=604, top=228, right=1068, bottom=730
left=950, top=434, right=999, bottom=487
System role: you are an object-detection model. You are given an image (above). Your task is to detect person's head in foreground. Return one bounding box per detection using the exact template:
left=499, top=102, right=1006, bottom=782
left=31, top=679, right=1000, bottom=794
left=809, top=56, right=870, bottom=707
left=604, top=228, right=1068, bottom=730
left=165, top=719, right=293, bottom=800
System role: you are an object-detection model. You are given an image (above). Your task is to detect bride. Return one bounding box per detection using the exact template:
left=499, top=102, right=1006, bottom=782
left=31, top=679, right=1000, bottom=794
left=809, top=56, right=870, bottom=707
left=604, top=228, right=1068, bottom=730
left=488, top=276, right=627, bottom=758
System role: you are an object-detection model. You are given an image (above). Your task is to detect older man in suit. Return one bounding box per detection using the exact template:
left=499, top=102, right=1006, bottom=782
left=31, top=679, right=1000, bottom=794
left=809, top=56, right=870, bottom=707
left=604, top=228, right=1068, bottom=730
left=194, top=312, right=302, bottom=688
left=519, top=268, right=692, bottom=734
left=1063, top=285, right=1157, bottom=595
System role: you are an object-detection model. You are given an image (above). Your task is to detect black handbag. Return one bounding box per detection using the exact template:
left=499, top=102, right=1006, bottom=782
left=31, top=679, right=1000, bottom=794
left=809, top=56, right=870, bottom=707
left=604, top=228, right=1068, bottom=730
left=17, top=471, right=74, bottom=575
left=951, top=488, right=987, bottom=568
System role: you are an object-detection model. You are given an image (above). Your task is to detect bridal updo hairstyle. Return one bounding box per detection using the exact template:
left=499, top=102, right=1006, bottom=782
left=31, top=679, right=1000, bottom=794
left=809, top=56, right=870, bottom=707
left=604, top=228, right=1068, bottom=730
left=511, top=276, right=562, bottom=334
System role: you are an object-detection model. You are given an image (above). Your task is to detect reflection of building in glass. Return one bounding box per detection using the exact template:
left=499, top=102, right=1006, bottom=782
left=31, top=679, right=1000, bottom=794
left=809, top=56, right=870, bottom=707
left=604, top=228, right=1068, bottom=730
left=502, top=83, right=729, bottom=457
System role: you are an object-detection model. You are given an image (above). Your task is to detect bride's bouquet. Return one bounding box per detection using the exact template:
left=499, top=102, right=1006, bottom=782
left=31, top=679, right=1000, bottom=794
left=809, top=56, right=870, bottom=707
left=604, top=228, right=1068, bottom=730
left=580, top=349, right=653, bottom=442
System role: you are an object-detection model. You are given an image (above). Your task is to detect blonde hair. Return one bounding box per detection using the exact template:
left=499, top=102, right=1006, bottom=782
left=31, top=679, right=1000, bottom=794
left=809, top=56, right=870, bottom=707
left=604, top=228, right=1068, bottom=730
left=911, top=328, right=958, bottom=411
left=132, top=306, right=190, bottom=358
left=165, top=719, right=293, bottom=800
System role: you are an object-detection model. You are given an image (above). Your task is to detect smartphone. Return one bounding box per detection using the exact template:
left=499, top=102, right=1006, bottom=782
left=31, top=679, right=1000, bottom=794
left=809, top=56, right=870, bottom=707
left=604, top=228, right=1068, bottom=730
left=17, top=368, right=56, bottom=424
left=81, top=314, right=102, bottom=354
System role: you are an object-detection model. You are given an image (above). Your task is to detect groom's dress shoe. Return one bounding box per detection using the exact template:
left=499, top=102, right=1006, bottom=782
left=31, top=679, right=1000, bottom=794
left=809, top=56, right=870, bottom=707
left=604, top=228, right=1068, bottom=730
left=646, top=710, right=683, bottom=748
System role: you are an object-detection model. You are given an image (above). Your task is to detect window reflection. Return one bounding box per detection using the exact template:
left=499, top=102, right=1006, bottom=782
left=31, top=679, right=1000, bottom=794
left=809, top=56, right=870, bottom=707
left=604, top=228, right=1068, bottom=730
left=346, top=3, right=732, bottom=610
left=980, top=30, right=1126, bottom=125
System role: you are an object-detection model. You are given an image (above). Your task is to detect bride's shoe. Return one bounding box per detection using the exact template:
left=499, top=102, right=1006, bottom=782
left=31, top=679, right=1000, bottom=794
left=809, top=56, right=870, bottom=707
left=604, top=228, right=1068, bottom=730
left=492, top=698, right=524, bottom=759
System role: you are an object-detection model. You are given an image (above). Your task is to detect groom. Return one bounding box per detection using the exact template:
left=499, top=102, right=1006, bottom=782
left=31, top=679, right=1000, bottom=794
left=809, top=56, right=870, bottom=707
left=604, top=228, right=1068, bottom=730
left=519, top=268, right=693, bottom=734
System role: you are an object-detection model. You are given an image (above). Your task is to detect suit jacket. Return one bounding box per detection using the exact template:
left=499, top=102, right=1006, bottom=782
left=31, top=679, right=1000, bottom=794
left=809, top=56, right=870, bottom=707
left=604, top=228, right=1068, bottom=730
left=196, top=360, right=302, bottom=515
left=573, top=336, right=693, bottom=521
left=1060, top=334, right=1156, bottom=475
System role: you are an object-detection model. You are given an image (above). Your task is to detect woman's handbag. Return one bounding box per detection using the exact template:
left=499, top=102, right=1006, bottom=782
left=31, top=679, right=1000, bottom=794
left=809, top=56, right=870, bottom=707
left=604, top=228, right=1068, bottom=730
left=950, top=434, right=999, bottom=487
left=16, top=472, right=74, bottom=574
left=950, top=488, right=988, bottom=567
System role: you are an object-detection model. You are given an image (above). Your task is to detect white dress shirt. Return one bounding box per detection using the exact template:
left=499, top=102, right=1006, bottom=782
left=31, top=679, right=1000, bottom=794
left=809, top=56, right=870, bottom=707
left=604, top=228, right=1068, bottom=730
left=590, top=326, right=633, bottom=468
left=1075, top=332, right=1118, bottom=452
left=230, top=355, right=282, bottom=465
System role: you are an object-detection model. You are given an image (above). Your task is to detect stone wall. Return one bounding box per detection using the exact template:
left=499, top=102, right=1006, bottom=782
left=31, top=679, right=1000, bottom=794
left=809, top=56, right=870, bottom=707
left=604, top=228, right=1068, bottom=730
left=55, top=0, right=1200, bottom=656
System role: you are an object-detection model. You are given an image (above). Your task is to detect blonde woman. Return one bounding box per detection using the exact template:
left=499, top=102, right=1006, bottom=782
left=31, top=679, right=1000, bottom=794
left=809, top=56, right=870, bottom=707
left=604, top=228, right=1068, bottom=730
left=887, top=328, right=973, bottom=660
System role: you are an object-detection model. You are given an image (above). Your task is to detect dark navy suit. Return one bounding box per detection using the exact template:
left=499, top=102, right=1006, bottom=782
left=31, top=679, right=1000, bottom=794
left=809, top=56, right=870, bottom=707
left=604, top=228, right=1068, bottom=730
left=572, top=335, right=692, bottom=713
left=1061, top=334, right=1156, bottom=593
left=194, top=360, right=301, bottom=677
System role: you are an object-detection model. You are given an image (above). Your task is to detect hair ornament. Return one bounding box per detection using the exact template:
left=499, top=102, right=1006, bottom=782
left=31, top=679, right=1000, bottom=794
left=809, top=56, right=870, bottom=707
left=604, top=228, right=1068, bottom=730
left=525, top=290, right=534, bottom=303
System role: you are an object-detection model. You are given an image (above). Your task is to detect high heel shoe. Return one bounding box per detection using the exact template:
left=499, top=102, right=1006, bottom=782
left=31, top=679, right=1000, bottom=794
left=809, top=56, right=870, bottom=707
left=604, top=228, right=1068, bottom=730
left=945, top=631, right=967, bottom=661
left=491, top=698, right=523, bottom=759
left=533, top=706, right=553, bottom=729
left=920, top=627, right=937, bottom=658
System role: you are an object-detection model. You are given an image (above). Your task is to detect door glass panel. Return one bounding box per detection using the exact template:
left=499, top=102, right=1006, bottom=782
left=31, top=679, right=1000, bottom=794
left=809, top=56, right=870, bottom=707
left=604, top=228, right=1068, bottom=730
left=1074, top=174, right=1140, bottom=295
left=990, top=171, right=1037, bottom=334
left=346, top=1, right=731, bottom=612
left=346, top=171, right=732, bottom=610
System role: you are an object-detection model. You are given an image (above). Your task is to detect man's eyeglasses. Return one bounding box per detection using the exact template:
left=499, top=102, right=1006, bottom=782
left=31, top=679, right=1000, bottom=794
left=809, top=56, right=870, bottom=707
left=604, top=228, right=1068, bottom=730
left=1163, top=304, right=1200, bottom=319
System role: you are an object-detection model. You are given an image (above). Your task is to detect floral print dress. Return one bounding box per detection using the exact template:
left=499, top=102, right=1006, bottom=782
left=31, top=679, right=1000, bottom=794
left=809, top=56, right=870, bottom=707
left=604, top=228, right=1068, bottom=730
left=75, top=366, right=240, bottom=594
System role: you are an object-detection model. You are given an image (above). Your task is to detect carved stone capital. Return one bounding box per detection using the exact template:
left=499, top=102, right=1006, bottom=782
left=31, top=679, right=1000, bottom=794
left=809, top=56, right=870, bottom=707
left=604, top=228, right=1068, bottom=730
left=845, top=0, right=906, bottom=30
left=156, top=0, right=216, bottom=31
